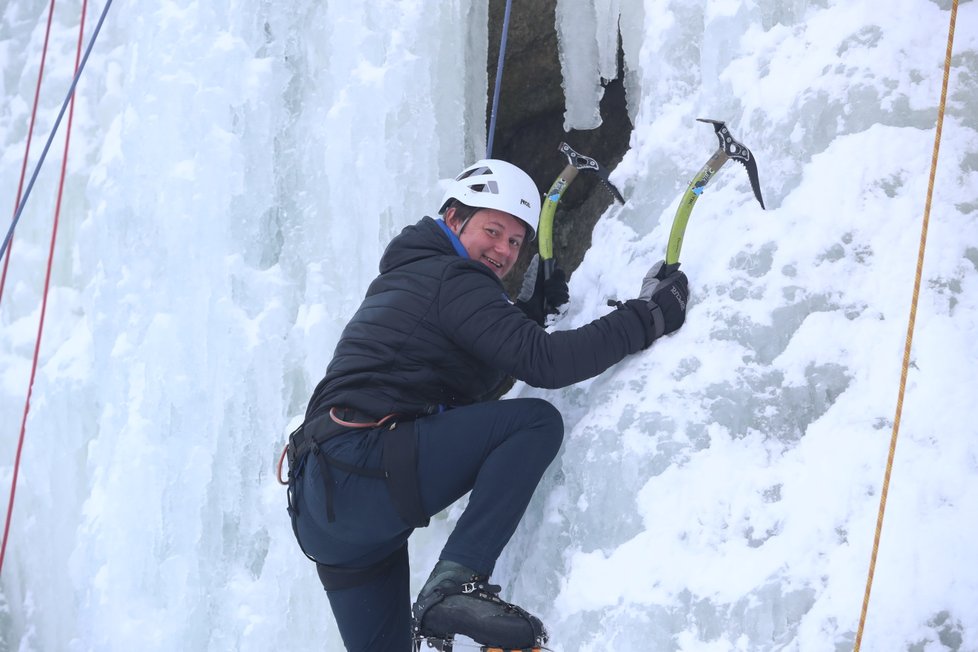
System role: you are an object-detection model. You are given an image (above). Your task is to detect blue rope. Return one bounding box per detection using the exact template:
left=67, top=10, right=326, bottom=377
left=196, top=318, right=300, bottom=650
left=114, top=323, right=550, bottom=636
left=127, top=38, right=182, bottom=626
left=485, top=0, right=513, bottom=159
left=1, top=0, right=114, bottom=261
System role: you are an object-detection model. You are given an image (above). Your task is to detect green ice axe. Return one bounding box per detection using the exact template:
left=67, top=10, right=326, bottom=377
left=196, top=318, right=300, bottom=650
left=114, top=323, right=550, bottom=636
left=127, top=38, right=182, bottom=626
left=521, top=142, right=625, bottom=312
left=665, top=119, right=765, bottom=269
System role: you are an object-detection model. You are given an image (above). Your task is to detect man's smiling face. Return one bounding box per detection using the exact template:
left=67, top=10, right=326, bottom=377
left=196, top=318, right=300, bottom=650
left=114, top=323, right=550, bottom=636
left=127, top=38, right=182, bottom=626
left=447, top=207, right=527, bottom=279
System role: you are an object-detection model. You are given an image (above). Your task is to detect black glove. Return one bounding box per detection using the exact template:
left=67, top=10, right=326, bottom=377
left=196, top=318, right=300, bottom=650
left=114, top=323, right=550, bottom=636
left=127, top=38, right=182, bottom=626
left=543, top=266, right=569, bottom=309
left=638, top=260, right=689, bottom=339
left=515, top=253, right=569, bottom=326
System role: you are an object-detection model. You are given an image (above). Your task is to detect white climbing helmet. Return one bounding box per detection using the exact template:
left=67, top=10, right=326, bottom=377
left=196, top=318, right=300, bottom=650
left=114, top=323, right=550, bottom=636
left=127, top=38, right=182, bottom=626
left=438, top=159, right=541, bottom=238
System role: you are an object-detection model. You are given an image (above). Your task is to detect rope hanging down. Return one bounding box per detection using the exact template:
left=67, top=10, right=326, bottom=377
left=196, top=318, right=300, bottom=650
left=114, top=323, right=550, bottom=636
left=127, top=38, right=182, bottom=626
left=0, top=0, right=108, bottom=578
left=0, top=0, right=57, bottom=305
left=853, top=1, right=958, bottom=649
left=0, top=0, right=114, bottom=262
left=485, top=0, right=513, bottom=159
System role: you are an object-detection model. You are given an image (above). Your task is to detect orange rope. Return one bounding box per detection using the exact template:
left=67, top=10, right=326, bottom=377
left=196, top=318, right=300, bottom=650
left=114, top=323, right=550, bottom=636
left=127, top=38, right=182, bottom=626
left=853, top=1, right=958, bottom=648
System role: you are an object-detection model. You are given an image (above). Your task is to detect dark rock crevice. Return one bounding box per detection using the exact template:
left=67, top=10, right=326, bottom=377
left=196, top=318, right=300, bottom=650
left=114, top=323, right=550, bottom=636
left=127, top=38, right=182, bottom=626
left=483, top=0, right=635, bottom=297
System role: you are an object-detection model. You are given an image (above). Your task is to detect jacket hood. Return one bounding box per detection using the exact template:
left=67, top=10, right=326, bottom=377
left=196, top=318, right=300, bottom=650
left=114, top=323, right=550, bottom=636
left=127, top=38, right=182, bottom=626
left=379, top=216, right=465, bottom=274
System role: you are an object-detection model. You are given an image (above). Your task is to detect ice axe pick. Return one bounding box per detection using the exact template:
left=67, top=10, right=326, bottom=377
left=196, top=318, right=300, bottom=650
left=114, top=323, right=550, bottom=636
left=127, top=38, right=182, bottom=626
left=664, top=118, right=765, bottom=269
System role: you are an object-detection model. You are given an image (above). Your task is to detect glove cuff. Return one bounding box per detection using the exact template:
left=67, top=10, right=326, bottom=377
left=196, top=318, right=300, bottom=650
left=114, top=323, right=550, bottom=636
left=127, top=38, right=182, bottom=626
left=515, top=297, right=546, bottom=328
left=619, top=299, right=660, bottom=349
left=648, top=302, right=666, bottom=342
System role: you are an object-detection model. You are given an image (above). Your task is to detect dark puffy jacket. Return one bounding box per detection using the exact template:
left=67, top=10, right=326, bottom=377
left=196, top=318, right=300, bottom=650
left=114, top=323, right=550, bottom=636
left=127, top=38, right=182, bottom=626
left=306, top=216, right=654, bottom=421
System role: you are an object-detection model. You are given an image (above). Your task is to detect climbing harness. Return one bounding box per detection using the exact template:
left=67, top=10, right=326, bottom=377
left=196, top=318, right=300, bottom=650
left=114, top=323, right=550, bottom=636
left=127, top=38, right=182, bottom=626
left=485, top=0, right=513, bottom=158
left=286, top=408, right=396, bottom=524
left=276, top=407, right=397, bottom=485
left=853, top=1, right=959, bottom=649
left=0, top=0, right=113, bottom=578
left=283, top=407, right=429, bottom=591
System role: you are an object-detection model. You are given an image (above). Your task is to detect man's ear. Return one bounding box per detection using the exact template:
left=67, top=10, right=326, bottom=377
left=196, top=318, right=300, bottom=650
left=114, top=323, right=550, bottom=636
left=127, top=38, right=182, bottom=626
left=443, top=206, right=459, bottom=234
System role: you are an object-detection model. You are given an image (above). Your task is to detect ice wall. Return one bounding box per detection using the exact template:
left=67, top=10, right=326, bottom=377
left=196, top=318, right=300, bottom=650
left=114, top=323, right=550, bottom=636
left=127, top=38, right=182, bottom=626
left=1, top=0, right=977, bottom=651
left=501, top=1, right=978, bottom=650
left=1, top=1, right=488, bottom=650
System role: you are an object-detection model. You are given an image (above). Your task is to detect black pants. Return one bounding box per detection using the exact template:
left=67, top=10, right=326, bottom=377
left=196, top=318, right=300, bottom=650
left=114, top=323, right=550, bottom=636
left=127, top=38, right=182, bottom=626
left=292, top=398, right=564, bottom=652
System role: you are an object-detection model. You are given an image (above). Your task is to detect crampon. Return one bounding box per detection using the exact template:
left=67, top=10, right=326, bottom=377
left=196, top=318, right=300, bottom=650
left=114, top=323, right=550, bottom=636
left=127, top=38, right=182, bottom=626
left=413, top=634, right=552, bottom=652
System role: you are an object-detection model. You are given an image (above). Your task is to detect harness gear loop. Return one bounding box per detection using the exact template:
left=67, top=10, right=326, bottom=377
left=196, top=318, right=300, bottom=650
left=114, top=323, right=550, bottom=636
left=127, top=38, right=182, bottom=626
left=276, top=445, right=290, bottom=485
left=277, top=422, right=304, bottom=485
left=853, top=1, right=959, bottom=649
left=329, top=406, right=399, bottom=429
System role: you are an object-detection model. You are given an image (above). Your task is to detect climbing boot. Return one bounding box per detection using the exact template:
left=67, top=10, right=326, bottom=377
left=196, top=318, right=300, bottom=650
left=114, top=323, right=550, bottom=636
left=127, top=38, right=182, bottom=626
left=412, top=560, right=547, bottom=649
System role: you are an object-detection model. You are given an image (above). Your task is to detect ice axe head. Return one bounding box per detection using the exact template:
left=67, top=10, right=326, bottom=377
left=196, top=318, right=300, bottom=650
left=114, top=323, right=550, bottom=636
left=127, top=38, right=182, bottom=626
left=558, top=142, right=625, bottom=204
left=697, top=118, right=765, bottom=209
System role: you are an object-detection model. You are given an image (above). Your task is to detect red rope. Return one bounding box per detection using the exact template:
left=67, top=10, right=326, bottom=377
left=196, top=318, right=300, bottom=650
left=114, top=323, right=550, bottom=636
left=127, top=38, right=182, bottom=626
left=0, top=0, right=57, bottom=304
left=0, top=0, right=88, bottom=577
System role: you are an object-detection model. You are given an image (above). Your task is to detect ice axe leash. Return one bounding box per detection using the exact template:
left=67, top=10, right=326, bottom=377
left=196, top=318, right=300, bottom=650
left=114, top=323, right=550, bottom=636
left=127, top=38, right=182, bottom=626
left=663, top=118, right=765, bottom=273
left=517, top=142, right=624, bottom=314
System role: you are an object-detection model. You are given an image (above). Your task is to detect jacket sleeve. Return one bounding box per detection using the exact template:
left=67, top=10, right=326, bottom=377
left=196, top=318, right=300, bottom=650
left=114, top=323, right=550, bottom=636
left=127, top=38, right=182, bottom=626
left=437, top=263, right=655, bottom=389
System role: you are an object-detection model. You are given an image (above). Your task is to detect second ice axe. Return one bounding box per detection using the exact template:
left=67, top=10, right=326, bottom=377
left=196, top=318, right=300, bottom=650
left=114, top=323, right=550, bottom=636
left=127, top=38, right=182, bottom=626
left=664, top=119, right=766, bottom=268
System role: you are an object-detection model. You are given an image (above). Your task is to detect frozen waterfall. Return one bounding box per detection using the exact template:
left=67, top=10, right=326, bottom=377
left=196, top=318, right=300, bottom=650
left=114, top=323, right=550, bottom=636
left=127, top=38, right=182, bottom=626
left=1, top=0, right=976, bottom=650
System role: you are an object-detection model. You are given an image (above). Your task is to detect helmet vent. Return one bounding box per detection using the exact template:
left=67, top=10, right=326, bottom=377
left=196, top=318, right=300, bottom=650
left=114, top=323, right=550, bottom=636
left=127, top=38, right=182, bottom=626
left=457, top=166, right=492, bottom=180
left=469, top=181, right=499, bottom=194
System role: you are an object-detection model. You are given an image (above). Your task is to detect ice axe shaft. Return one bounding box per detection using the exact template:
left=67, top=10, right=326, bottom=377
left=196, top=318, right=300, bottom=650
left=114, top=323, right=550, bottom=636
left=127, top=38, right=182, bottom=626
left=539, top=142, right=623, bottom=282
left=539, top=142, right=624, bottom=265
left=517, top=142, right=624, bottom=314
left=665, top=118, right=765, bottom=266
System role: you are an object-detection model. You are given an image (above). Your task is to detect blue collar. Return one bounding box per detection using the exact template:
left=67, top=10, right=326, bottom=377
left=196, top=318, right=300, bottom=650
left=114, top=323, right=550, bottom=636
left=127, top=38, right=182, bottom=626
left=436, top=219, right=469, bottom=259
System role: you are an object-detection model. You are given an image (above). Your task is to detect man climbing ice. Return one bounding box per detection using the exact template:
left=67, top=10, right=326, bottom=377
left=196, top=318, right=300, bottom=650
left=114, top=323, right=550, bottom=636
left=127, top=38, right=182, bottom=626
left=285, top=158, right=689, bottom=651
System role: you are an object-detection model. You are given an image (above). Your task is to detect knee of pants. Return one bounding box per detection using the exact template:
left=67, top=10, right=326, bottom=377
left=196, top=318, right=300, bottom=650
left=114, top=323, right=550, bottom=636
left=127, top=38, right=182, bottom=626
left=522, top=398, right=564, bottom=459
